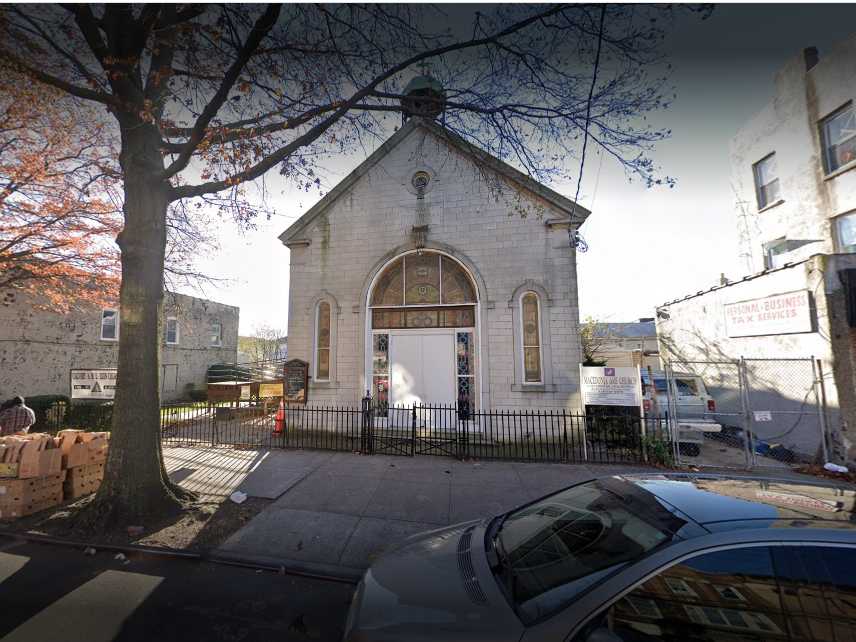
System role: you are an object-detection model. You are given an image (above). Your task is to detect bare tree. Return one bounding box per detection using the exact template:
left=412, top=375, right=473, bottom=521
left=580, top=316, right=610, bottom=366
left=240, top=324, right=286, bottom=363
left=0, top=4, right=708, bottom=526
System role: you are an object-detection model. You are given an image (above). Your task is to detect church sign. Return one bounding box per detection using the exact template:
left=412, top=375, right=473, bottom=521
left=283, top=359, right=309, bottom=404
left=70, top=368, right=118, bottom=400
left=724, top=290, right=812, bottom=337
left=580, top=366, right=641, bottom=407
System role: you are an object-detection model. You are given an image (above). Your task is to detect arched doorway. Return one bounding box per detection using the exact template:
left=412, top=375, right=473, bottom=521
left=366, top=250, right=479, bottom=415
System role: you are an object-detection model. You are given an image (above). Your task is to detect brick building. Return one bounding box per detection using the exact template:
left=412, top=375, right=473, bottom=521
left=0, top=291, right=239, bottom=402
left=279, top=85, right=588, bottom=412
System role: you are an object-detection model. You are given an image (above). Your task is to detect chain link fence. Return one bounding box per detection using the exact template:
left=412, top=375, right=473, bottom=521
left=664, top=357, right=827, bottom=470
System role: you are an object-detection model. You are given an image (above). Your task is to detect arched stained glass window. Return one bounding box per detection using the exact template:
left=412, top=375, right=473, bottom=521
left=315, top=301, right=331, bottom=381
left=521, top=292, right=542, bottom=384
left=441, top=256, right=476, bottom=304
left=370, top=258, right=404, bottom=306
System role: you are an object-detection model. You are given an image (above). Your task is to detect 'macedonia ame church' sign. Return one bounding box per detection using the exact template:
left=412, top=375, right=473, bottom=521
left=724, top=290, right=812, bottom=338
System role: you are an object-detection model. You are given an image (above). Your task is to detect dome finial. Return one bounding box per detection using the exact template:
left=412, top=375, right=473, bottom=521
left=401, top=66, right=446, bottom=122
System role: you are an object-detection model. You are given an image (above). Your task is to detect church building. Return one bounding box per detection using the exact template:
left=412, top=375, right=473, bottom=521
left=279, top=76, right=590, bottom=412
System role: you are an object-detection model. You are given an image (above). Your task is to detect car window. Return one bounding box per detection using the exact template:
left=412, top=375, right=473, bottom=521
left=572, top=546, right=788, bottom=641
left=492, top=478, right=691, bottom=624
left=772, top=545, right=856, bottom=640
left=675, top=378, right=699, bottom=396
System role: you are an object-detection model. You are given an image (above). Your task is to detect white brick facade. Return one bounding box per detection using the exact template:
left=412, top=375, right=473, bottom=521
left=280, top=119, right=587, bottom=411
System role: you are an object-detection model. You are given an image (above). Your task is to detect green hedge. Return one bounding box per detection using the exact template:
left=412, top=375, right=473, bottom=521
left=24, top=395, right=70, bottom=432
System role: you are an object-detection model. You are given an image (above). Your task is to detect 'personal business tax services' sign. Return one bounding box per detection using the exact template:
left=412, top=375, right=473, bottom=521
left=724, top=290, right=813, bottom=338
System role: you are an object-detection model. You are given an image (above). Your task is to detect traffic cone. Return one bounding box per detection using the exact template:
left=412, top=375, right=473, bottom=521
left=273, top=400, right=285, bottom=434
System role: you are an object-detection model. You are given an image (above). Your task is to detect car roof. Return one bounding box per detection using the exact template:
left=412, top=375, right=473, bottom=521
left=620, top=473, right=856, bottom=532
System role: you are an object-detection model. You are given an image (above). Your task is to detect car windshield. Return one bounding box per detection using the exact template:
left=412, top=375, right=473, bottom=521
left=492, top=477, right=691, bottom=623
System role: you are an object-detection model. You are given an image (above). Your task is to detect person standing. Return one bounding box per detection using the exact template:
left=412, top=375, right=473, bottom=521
left=0, top=397, right=36, bottom=435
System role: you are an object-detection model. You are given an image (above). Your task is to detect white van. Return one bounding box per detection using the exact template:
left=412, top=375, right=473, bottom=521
left=640, top=370, right=721, bottom=456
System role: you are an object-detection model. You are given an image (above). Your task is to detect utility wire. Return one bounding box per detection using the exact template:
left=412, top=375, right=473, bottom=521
left=569, top=5, right=606, bottom=254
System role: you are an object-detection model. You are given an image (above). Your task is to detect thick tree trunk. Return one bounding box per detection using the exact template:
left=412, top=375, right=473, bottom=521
left=84, top=121, right=191, bottom=528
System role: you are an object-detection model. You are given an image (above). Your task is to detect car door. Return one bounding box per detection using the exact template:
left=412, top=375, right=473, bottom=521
left=771, top=543, right=856, bottom=641
left=568, top=545, right=789, bottom=641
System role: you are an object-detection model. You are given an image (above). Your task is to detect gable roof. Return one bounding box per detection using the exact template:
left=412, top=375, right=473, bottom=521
left=278, top=117, right=591, bottom=246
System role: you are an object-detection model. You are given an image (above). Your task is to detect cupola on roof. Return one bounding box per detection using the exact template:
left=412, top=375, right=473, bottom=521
left=401, top=74, right=446, bottom=120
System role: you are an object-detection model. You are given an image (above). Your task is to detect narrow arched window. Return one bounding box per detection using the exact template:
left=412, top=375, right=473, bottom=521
left=521, top=292, right=542, bottom=384
left=315, top=301, right=331, bottom=381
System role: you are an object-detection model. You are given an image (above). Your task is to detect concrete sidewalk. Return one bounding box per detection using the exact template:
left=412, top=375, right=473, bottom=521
left=208, top=449, right=656, bottom=578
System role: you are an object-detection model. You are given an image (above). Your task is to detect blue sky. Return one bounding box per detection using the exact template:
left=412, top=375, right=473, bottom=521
left=182, top=5, right=856, bottom=335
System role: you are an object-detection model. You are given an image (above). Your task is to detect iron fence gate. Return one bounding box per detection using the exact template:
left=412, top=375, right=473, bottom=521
left=664, top=357, right=828, bottom=470
left=155, top=397, right=671, bottom=465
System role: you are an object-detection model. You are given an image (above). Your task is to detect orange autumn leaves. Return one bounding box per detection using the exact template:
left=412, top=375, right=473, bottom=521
left=0, top=64, right=121, bottom=311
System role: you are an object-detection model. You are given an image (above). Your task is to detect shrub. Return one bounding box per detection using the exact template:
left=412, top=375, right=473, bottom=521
left=65, top=402, right=113, bottom=432
left=23, top=395, right=69, bottom=432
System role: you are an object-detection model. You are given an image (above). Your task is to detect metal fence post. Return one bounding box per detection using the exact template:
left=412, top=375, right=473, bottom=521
left=411, top=404, right=417, bottom=457
left=738, top=357, right=754, bottom=469
left=209, top=402, right=216, bottom=447
left=361, top=392, right=371, bottom=455
left=811, top=357, right=830, bottom=464
left=561, top=410, right=569, bottom=463
left=460, top=406, right=469, bottom=461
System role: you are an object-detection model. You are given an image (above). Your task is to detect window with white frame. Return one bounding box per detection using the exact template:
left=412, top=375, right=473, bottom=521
left=836, top=211, right=856, bottom=253
left=520, top=292, right=543, bottom=384
left=752, top=153, right=781, bottom=209
left=100, top=309, right=119, bottom=341
left=315, top=301, right=331, bottom=381
left=165, top=317, right=179, bottom=345
left=209, top=321, right=222, bottom=347
left=821, top=103, right=856, bottom=174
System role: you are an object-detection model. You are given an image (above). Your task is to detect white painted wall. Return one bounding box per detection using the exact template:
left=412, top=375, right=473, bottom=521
left=283, top=124, right=583, bottom=410
left=731, top=34, right=856, bottom=273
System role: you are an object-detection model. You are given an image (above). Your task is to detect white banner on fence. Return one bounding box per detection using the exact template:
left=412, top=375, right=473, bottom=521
left=580, top=366, right=641, bottom=407
left=70, top=368, right=117, bottom=400
left=725, top=290, right=813, bottom=337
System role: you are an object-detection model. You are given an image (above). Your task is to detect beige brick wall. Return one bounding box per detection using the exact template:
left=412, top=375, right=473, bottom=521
left=284, top=126, right=583, bottom=410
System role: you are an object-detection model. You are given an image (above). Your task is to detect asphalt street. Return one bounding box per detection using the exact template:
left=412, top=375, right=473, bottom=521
left=0, top=536, right=355, bottom=642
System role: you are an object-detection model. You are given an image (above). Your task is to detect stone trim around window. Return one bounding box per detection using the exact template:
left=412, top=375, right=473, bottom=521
left=508, top=280, right=556, bottom=392
left=310, top=292, right=340, bottom=386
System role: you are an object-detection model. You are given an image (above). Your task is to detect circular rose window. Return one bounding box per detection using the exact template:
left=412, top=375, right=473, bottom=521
left=411, top=171, right=430, bottom=191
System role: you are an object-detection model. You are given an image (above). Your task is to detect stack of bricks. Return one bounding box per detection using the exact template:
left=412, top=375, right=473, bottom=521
left=57, top=430, right=110, bottom=501
left=0, top=433, right=65, bottom=520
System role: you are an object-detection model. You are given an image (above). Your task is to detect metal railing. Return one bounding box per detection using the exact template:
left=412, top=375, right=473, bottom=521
left=40, top=397, right=674, bottom=465
left=158, top=398, right=673, bottom=465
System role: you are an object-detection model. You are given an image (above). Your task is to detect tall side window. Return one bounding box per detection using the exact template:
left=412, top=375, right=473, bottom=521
left=315, top=301, right=331, bottom=381
left=371, top=333, right=389, bottom=416
left=753, top=153, right=781, bottom=209
left=165, top=317, right=179, bottom=345
left=821, top=103, right=856, bottom=174
left=520, top=292, right=542, bottom=384
left=209, top=321, right=222, bottom=347
left=100, top=309, right=119, bottom=341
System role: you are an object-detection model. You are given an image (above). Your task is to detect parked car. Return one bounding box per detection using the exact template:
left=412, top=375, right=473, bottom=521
left=641, top=370, right=721, bottom=456
left=343, top=474, right=856, bottom=641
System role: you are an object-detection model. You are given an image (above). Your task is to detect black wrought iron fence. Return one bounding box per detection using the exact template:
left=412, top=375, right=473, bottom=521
left=157, top=398, right=673, bottom=465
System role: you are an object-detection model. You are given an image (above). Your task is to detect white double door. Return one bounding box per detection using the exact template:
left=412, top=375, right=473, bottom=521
left=388, top=330, right=456, bottom=408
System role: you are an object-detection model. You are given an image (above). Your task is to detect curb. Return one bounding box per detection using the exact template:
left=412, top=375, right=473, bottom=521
left=0, top=530, right=360, bottom=585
